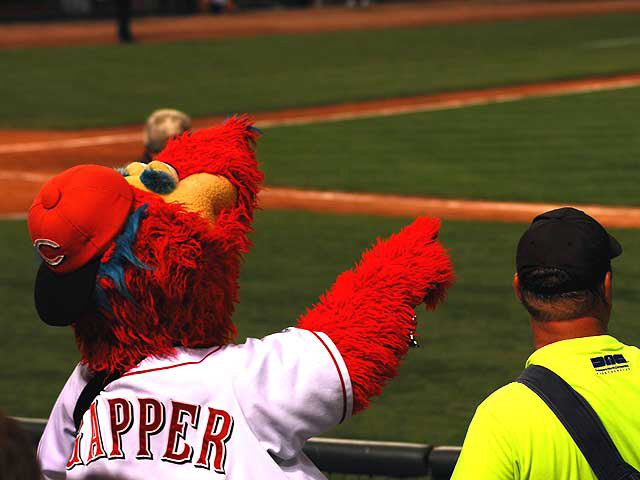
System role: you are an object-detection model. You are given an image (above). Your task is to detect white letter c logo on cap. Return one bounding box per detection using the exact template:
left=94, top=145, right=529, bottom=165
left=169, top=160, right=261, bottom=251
left=34, top=239, right=65, bottom=266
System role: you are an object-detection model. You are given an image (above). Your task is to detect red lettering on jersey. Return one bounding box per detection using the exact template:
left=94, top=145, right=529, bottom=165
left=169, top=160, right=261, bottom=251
left=86, top=401, right=107, bottom=465
left=66, top=420, right=84, bottom=470
left=195, top=408, right=234, bottom=473
left=108, top=398, right=133, bottom=459
left=161, top=401, right=200, bottom=464
left=137, top=398, right=165, bottom=460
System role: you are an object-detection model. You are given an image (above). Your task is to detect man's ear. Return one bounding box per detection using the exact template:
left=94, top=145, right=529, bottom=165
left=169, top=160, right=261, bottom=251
left=604, top=271, right=612, bottom=306
left=513, top=273, right=523, bottom=302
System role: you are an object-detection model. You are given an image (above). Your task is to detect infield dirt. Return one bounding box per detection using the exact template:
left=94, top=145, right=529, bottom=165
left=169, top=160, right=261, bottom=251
left=3, top=0, right=640, bottom=48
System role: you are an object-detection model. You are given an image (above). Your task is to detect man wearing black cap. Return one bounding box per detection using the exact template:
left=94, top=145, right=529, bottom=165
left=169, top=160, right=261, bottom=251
left=451, top=207, right=640, bottom=479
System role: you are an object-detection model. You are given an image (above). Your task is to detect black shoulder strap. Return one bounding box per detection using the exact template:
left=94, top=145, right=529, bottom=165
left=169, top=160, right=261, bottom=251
left=73, top=370, right=122, bottom=432
left=517, top=365, right=639, bottom=480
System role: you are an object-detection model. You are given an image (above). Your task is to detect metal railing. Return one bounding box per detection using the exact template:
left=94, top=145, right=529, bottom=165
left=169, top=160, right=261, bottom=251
left=16, top=417, right=461, bottom=479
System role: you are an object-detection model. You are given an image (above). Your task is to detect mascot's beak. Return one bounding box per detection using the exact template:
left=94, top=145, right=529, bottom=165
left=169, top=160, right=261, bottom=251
left=122, top=160, right=237, bottom=222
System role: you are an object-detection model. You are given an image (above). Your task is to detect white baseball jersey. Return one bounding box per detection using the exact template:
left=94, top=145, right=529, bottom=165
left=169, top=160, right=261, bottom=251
left=38, top=328, right=353, bottom=479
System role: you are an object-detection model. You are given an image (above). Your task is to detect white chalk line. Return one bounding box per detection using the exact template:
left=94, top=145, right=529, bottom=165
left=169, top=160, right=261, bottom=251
left=2, top=75, right=640, bottom=155
left=0, top=133, right=142, bottom=154
left=256, top=78, right=640, bottom=128
left=0, top=170, right=52, bottom=182
left=1, top=213, right=27, bottom=220
left=585, top=36, right=640, bottom=48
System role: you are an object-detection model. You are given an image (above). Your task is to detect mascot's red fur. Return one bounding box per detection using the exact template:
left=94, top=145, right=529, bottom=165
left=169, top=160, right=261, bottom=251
left=76, top=119, right=263, bottom=373
left=31, top=115, right=453, bottom=479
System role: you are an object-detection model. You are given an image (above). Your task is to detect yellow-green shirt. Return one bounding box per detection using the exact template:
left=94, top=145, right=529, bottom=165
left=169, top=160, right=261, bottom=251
left=451, top=335, right=640, bottom=479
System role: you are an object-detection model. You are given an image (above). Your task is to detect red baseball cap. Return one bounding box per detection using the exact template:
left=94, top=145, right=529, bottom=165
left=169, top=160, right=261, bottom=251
left=28, top=165, right=134, bottom=326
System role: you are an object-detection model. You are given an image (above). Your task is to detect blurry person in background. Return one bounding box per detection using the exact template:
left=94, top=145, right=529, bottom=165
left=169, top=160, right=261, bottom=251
left=346, top=0, right=370, bottom=8
left=115, top=0, right=134, bottom=43
left=0, top=411, right=41, bottom=480
left=207, top=0, right=236, bottom=14
left=140, top=108, right=192, bottom=163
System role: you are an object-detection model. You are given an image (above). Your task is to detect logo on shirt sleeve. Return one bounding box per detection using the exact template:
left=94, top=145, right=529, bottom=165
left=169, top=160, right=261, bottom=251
left=590, top=354, right=630, bottom=374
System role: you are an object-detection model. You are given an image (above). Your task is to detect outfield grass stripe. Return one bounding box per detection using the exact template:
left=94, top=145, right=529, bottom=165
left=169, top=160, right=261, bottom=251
left=2, top=72, right=640, bottom=155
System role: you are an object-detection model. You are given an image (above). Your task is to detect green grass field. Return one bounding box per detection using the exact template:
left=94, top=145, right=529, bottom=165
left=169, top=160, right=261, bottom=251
left=260, top=86, right=640, bottom=205
left=3, top=212, right=640, bottom=444
left=1, top=12, right=640, bottom=128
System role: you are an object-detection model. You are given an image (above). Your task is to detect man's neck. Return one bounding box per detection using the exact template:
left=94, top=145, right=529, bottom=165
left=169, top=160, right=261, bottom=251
left=531, top=316, right=607, bottom=350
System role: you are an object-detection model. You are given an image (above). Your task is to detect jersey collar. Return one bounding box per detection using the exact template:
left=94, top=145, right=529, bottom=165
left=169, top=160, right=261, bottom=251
left=525, top=335, right=622, bottom=367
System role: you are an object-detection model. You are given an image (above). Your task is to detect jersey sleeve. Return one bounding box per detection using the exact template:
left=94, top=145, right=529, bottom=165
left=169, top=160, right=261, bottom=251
left=233, top=327, right=353, bottom=460
left=38, top=364, right=89, bottom=480
left=450, top=393, right=516, bottom=480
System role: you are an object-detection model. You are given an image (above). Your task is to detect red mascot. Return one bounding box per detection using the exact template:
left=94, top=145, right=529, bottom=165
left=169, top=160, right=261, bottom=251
left=29, top=116, right=453, bottom=480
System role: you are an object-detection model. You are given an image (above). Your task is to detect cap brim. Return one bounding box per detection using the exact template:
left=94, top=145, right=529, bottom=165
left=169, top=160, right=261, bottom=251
left=34, top=258, right=100, bottom=327
left=609, top=234, right=623, bottom=259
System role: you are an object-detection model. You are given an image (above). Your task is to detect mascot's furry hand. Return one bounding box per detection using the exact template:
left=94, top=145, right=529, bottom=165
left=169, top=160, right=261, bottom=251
left=298, top=217, right=453, bottom=413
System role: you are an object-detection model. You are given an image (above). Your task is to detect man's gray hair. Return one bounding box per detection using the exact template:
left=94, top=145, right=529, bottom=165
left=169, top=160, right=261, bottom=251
left=143, top=109, right=192, bottom=154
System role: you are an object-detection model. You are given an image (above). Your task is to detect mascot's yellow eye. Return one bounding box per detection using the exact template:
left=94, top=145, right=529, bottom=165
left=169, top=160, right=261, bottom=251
left=146, top=161, right=179, bottom=181
left=122, top=161, right=179, bottom=195
left=121, top=161, right=237, bottom=223
left=123, top=161, right=178, bottom=183
left=124, top=162, right=147, bottom=177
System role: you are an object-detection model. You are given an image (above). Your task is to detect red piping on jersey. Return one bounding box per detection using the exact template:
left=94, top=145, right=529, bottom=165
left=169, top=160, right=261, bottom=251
left=310, top=331, right=348, bottom=424
left=121, top=347, right=222, bottom=378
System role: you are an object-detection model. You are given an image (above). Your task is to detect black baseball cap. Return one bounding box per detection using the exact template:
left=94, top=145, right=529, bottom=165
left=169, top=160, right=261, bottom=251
left=516, top=207, right=622, bottom=294
left=34, top=257, right=101, bottom=326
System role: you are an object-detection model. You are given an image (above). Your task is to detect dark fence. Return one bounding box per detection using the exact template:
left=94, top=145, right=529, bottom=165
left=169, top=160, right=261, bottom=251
left=0, top=0, right=409, bottom=21
left=16, top=417, right=460, bottom=479
left=0, top=0, right=201, bottom=22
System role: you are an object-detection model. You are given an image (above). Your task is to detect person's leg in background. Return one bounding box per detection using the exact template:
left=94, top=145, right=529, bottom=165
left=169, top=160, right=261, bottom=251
left=115, top=0, right=134, bottom=43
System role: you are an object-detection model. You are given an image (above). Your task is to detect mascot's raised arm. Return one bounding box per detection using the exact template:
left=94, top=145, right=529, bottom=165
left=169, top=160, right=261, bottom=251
left=30, top=116, right=454, bottom=480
